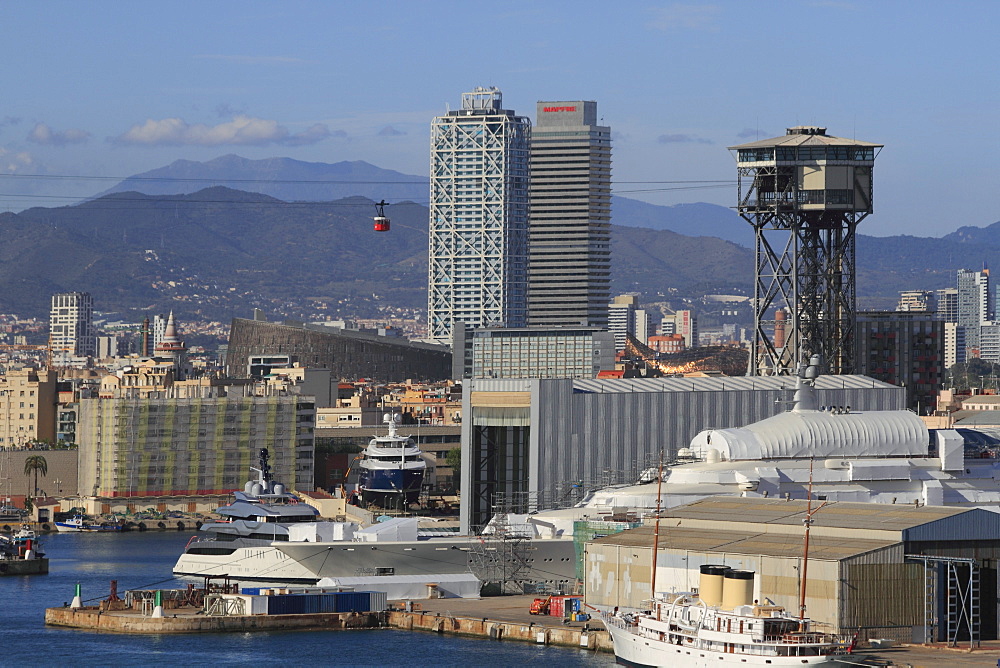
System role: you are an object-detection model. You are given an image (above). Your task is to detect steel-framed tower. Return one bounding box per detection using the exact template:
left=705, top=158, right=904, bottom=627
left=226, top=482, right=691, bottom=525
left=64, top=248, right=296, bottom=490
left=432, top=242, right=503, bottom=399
left=730, top=127, right=881, bottom=375
left=427, top=87, right=531, bottom=344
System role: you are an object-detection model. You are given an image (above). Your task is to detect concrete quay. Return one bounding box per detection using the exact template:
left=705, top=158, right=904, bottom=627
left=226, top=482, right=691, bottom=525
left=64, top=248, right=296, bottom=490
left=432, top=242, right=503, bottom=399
left=44, top=605, right=381, bottom=634
left=45, top=595, right=1000, bottom=666
left=388, top=595, right=611, bottom=652
left=42, top=594, right=608, bottom=653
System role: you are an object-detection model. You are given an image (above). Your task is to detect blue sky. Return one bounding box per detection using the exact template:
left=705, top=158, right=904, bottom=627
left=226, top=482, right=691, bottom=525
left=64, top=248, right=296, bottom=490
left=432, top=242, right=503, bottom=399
left=1, top=1, right=997, bottom=237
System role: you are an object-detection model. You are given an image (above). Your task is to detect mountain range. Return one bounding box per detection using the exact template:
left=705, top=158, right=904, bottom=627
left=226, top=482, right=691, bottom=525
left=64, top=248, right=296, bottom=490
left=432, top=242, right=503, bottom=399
left=0, top=155, right=995, bottom=323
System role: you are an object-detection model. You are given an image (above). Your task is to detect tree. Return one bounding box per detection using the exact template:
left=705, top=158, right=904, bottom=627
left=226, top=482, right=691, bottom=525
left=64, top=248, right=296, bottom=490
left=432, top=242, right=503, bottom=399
left=445, top=447, right=461, bottom=491
left=23, top=455, right=48, bottom=498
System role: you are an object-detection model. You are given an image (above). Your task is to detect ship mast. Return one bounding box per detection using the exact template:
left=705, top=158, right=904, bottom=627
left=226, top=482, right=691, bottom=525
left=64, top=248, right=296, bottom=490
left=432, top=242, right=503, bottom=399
left=650, top=451, right=664, bottom=618
left=799, top=458, right=826, bottom=629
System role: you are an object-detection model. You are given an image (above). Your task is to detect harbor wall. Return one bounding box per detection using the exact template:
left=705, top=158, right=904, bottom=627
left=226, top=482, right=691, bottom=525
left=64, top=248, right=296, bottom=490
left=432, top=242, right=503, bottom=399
left=386, top=610, right=613, bottom=652
left=44, top=606, right=381, bottom=634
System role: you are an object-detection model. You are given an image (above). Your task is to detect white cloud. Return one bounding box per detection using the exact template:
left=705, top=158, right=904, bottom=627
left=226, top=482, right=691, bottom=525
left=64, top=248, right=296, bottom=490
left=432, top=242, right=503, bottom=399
left=649, top=4, right=720, bottom=31
left=112, top=116, right=331, bottom=147
left=27, top=122, right=91, bottom=146
left=0, top=148, right=36, bottom=173
left=378, top=125, right=406, bottom=137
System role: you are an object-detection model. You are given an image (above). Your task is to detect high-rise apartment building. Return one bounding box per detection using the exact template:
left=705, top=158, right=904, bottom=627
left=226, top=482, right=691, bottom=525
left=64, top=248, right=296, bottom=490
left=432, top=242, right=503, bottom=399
left=427, top=87, right=531, bottom=344
left=897, top=290, right=936, bottom=312
left=675, top=310, right=699, bottom=349
left=936, top=288, right=959, bottom=322
left=0, top=368, right=57, bottom=446
left=957, top=268, right=990, bottom=361
left=943, top=322, right=963, bottom=370
left=607, top=295, right=660, bottom=351
left=49, top=292, right=95, bottom=357
left=77, top=394, right=315, bottom=497
left=608, top=295, right=638, bottom=351
left=856, top=311, right=943, bottom=412
left=527, top=101, right=611, bottom=328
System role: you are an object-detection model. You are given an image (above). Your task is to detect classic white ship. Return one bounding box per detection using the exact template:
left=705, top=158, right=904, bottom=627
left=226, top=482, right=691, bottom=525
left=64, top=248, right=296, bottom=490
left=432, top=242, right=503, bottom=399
left=603, top=565, right=845, bottom=667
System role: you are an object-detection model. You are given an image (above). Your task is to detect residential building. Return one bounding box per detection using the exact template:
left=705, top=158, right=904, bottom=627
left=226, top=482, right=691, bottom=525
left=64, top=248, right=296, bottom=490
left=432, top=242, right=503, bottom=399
left=957, top=268, right=990, bottom=361
left=0, top=368, right=58, bottom=446
left=675, top=310, right=698, bottom=348
left=647, top=334, right=686, bottom=354
left=856, top=310, right=944, bottom=412
left=979, top=321, right=1000, bottom=365
left=897, top=290, right=936, bottom=312
left=49, top=292, right=95, bottom=357
left=452, top=326, right=614, bottom=379
left=607, top=295, right=658, bottom=351
left=943, top=322, right=962, bottom=370
left=77, top=393, right=315, bottom=497
left=935, top=288, right=958, bottom=322
left=427, top=87, right=531, bottom=344
left=527, top=101, right=611, bottom=328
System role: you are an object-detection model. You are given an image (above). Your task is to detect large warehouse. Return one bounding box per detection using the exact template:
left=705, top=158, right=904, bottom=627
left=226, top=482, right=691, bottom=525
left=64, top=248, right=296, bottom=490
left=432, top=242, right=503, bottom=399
left=459, top=376, right=905, bottom=530
left=585, top=497, right=1000, bottom=644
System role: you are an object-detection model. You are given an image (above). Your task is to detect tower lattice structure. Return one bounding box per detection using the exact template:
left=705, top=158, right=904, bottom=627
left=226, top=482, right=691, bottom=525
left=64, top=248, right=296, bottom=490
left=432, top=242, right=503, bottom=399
left=731, top=127, right=881, bottom=375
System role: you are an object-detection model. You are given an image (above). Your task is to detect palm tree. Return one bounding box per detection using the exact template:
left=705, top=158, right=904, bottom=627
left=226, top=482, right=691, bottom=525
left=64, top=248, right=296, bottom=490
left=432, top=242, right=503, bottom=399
left=23, top=455, right=48, bottom=499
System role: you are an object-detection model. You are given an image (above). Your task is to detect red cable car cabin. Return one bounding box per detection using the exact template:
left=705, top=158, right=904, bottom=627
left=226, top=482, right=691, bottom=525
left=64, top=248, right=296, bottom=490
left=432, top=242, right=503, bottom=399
left=373, top=216, right=390, bottom=232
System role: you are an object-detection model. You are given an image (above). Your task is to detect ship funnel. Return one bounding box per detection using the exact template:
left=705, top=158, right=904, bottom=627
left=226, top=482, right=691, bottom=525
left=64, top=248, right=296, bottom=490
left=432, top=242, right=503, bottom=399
left=698, top=564, right=730, bottom=607
left=722, top=570, right=755, bottom=609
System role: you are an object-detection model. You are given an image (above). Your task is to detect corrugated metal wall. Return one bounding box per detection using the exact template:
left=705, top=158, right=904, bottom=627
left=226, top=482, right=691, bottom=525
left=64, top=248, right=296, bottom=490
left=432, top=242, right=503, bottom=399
left=532, top=382, right=905, bottom=498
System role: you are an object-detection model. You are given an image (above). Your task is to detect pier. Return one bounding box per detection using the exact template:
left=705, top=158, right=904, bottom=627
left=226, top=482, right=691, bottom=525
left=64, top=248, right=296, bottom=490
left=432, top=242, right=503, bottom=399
left=43, top=593, right=610, bottom=652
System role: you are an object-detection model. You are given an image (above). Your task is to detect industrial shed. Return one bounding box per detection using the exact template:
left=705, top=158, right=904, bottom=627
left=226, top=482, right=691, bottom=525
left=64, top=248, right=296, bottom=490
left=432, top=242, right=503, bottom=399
left=460, top=375, right=904, bottom=530
left=584, top=497, right=1000, bottom=644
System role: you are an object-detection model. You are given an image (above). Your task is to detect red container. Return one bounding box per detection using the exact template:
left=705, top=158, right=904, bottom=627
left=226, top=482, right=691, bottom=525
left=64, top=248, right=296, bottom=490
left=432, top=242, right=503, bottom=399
left=549, top=596, right=565, bottom=617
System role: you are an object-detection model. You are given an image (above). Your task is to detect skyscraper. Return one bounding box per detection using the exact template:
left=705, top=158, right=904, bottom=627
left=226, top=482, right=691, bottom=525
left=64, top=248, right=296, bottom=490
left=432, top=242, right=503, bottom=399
left=427, top=87, right=531, bottom=344
left=49, top=292, right=95, bottom=357
left=528, top=101, right=611, bottom=328
left=957, top=268, right=990, bottom=361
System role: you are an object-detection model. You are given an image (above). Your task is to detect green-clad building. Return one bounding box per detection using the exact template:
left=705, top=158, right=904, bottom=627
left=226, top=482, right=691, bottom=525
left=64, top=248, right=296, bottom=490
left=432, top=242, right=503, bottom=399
left=77, top=394, right=315, bottom=501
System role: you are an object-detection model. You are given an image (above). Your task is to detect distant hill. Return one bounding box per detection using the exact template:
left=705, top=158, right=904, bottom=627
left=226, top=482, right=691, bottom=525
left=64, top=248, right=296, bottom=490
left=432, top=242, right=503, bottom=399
left=0, top=154, right=992, bottom=323
left=93, top=154, right=428, bottom=203
left=0, top=188, right=753, bottom=321
left=94, top=154, right=755, bottom=246
left=942, top=221, right=1000, bottom=248
left=611, top=198, right=751, bottom=247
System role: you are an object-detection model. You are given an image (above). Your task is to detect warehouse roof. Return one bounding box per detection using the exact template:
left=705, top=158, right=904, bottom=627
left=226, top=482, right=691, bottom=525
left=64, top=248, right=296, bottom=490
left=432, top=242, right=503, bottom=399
left=570, top=374, right=896, bottom=395
left=654, top=497, right=1000, bottom=543
left=591, top=524, right=895, bottom=561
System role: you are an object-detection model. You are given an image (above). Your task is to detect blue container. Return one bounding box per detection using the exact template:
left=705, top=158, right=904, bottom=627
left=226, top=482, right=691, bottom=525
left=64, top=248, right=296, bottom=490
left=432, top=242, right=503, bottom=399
left=267, top=594, right=307, bottom=615
left=318, top=593, right=338, bottom=613
left=569, top=598, right=581, bottom=612
left=333, top=591, right=371, bottom=613
left=241, top=587, right=261, bottom=595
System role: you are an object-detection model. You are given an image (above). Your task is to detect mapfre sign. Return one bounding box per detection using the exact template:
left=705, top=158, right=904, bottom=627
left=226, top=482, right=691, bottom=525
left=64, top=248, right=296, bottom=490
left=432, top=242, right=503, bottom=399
left=542, top=106, right=576, bottom=112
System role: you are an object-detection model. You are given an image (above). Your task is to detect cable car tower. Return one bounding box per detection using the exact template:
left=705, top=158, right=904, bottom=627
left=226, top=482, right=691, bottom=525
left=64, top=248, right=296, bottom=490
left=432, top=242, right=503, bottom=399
left=373, top=199, right=390, bottom=232
left=730, top=127, right=882, bottom=376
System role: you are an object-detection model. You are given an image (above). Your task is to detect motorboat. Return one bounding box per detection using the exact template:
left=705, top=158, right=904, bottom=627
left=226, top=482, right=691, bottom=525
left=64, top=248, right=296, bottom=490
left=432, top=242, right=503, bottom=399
left=55, top=515, right=123, bottom=532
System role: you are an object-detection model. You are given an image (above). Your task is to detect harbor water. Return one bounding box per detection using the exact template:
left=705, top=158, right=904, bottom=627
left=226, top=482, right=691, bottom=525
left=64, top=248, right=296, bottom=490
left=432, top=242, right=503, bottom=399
left=1, top=531, right=612, bottom=666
